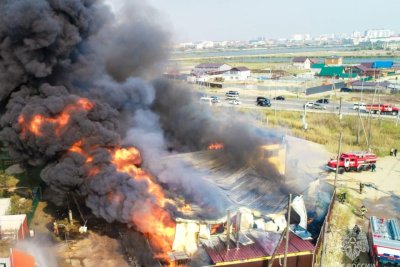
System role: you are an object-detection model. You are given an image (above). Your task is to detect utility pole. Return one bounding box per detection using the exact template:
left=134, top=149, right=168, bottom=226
left=357, top=103, right=361, bottom=144
left=357, top=80, right=364, bottom=144
left=267, top=228, right=287, bottom=267
left=283, top=194, right=292, bottom=267
left=338, top=97, right=343, bottom=120
left=367, top=85, right=378, bottom=151
left=334, top=132, right=343, bottom=189
left=226, top=210, right=231, bottom=250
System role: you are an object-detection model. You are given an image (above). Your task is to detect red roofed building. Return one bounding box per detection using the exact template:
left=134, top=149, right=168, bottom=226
left=202, top=230, right=315, bottom=267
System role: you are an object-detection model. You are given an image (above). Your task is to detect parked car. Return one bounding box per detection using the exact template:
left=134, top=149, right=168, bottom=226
left=257, top=99, right=271, bottom=107
left=303, top=102, right=314, bottom=108
left=352, top=103, right=366, bottom=111
left=273, top=95, right=285, bottom=100
left=340, top=87, right=352, bottom=92
left=211, top=96, right=221, bottom=103
left=226, top=90, right=239, bottom=97
left=316, top=98, right=329, bottom=104
left=256, top=96, right=268, bottom=102
left=200, top=97, right=212, bottom=104
left=226, top=94, right=239, bottom=100
left=229, top=99, right=241, bottom=105
left=310, top=103, right=327, bottom=110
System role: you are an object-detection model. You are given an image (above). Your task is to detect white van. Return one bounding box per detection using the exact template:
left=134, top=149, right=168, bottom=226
left=226, top=94, right=239, bottom=100
left=200, top=97, right=213, bottom=105
left=352, top=103, right=366, bottom=111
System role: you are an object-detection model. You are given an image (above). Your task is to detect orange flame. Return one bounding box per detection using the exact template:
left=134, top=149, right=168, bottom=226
left=111, top=147, right=176, bottom=259
left=18, top=98, right=94, bottom=138
left=208, top=143, right=224, bottom=150
left=132, top=204, right=175, bottom=261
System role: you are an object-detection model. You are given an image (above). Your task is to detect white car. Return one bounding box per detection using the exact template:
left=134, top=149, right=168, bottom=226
left=211, top=96, right=221, bottom=103
left=303, top=102, right=314, bottom=108
left=352, top=103, right=367, bottom=111
left=310, top=103, right=327, bottom=110
left=229, top=99, right=241, bottom=105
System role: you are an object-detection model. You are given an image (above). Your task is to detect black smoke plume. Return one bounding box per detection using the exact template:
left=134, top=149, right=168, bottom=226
left=0, top=0, right=285, bottom=259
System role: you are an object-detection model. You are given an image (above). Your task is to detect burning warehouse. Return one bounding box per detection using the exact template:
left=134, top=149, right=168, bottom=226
left=161, top=137, right=329, bottom=267
left=0, top=0, right=332, bottom=266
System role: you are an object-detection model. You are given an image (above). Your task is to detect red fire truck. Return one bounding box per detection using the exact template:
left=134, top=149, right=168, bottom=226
left=326, top=151, right=377, bottom=174
left=366, top=103, right=400, bottom=116
left=368, top=216, right=400, bottom=266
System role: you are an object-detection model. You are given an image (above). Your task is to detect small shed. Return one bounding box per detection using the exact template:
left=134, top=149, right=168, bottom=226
left=325, top=56, right=343, bottom=66
left=0, top=215, right=29, bottom=241
left=0, top=199, right=11, bottom=216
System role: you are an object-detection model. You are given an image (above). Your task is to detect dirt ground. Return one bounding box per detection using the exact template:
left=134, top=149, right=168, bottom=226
left=57, top=232, right=131, bottom=267
left=322, top=155, right=400, bottom=266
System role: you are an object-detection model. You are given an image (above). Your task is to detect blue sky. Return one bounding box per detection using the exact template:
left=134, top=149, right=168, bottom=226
left=108, top=0, right=400, bottom=42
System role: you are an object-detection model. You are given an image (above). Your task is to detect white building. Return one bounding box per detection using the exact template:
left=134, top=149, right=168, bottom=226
left=365, top=29, right=394, bottom=39
left=292, top=57, right=318, bottom=70
left=290, top=34, right=311, bottom=42
left=222, top=67, right=251, bottom=81
left=195, top=41, right=214, bottom=50
left=192, top=63, right=232, bottom=75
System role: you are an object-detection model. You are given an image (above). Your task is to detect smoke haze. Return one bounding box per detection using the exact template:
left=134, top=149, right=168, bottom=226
left=0, top=0, right=288, bottom=261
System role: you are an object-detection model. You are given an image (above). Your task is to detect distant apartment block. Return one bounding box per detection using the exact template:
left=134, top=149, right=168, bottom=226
left=290, top=33, right=311, bottom=42
left=365, top=29, right=394, bottom=39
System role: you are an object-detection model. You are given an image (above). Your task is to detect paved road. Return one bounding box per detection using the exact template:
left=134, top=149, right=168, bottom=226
left=204, top=93, right=400, bottom=120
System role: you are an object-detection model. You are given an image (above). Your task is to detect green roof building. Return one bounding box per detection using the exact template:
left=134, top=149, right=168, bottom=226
left=311, top=63, right=325, bottom=69
left=319, top=66, right=344, bottom=77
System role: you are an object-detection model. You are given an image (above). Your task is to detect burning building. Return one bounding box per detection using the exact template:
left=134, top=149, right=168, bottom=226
left=0, top=0, right=332, bottom=265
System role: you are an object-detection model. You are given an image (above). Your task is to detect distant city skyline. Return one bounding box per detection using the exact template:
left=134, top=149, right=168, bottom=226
left=107, top=0, right=400, bottom=43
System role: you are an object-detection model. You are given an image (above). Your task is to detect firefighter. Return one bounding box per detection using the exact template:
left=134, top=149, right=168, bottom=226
left=353, top=224, right=361, bottom=236
left=359, top=182, right=364, bottom=194
left=395, top=148, right=398, bottom=157
left=338, top=192, right=346, bottom=203
left=390, top=148, right=394, bottom=156
left=360, top=205, right=367, bottom=219
left=371, top=163, right=376, bottom=172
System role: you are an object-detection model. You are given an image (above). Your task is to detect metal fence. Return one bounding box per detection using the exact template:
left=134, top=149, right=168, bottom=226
left=27, top=187, right=41, bottom=226
left=312, top=188, right=337, bottom=267
left=306, top=82, right=345, bottom=96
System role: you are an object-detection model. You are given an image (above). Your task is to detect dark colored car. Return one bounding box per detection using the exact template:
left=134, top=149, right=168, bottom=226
left=273, top=95, right=285, bottom=100
left=257, top=99, right=271, bottom=107
left=340, top=87, right=352, bottom=92
left=316, top=98, right=329, bottom=104
left=256, top=96, right=268, bottom=102
left=226, top=90, right=239, bottom=96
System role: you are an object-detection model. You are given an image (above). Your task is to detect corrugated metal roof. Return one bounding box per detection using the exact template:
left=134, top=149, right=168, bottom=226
left=319, top=66, right=344, bottom=77
left=203, top=230, right=314, bottom=264
left=231, top=66, right=250, bottom=71
left=292, top=57, right=309, bottom=63
left=311, top=63, right=325, bottom=69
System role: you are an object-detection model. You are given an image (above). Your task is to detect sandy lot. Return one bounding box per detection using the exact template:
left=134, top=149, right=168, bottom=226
left=322, top=155, right=400, bottom=266
left=328, top=155, right=400, bottom=219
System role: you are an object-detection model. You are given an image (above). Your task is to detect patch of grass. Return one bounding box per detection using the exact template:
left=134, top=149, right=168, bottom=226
left=250, top=109, right=400, bottom=156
